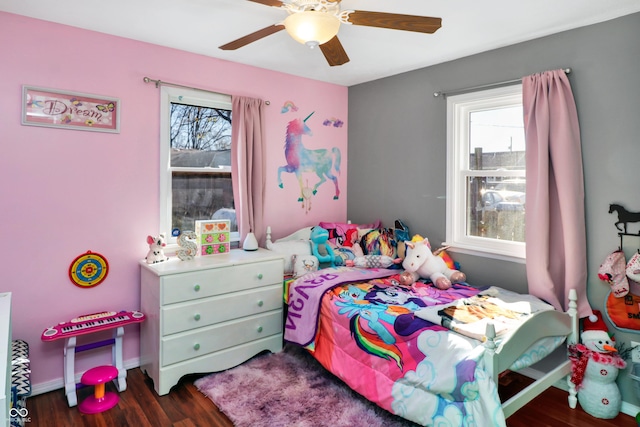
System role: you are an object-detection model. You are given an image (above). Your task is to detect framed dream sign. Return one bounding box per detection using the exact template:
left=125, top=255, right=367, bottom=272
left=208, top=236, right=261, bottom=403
left=22, top=86, right=120, bottom=133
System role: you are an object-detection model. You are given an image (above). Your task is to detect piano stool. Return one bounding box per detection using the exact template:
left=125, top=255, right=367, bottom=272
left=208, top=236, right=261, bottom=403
left=62, top=326, right=128, bottom=408
left=78, top=365, right=119, bottom=414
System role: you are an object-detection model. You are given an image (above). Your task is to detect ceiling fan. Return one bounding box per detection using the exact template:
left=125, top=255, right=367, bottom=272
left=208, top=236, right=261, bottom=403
left=219, top=0, right=442, bottom=66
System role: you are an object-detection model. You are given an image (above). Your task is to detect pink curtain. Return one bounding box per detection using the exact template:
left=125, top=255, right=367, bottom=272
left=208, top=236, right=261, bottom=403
left=231, top=96, right=266, bottom=245
left=522, top=70, right=592, bottom=318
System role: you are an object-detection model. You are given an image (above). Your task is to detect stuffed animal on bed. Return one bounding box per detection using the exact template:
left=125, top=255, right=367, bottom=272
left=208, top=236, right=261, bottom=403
left=310, top=226, right=335, bottom=266
left=402, top=238, right=466, bottom=290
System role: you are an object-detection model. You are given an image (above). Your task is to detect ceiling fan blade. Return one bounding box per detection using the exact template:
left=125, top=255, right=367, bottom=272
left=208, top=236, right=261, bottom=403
left=246, top=0, right=283, bottom=6
left=319, top=36, right=350, bottom=67
left=219, top=24, right=285, bottom=50
left=346, top=11, right=442, bottom=34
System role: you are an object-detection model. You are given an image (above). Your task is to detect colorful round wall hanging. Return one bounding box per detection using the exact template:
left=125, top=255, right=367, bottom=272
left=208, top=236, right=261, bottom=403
left=69, top=250, right=109, bottom=288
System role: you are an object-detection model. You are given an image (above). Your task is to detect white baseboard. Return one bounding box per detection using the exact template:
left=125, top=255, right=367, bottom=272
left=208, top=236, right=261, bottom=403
left=622, top=401, right=640, bottom=419
left=517, top=366, right=640, bottom=418
left=30, top=358, right=140, bottom=397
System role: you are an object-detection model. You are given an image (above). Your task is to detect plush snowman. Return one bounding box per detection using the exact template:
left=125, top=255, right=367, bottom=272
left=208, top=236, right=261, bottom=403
left=569, top=310, right=626, bottom=419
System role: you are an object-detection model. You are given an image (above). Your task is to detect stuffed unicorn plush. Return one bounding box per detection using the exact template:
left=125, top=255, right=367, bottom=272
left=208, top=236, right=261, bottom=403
left=402, top=238, right=465, bottom=289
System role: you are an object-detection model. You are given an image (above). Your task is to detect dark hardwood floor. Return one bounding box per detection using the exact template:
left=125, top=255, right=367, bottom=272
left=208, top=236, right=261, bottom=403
left=24, top=367, right=635, bottom=426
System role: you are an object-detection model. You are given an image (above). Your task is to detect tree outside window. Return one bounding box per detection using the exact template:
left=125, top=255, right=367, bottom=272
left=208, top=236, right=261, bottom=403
left=160, top=87, right=237, bottom=245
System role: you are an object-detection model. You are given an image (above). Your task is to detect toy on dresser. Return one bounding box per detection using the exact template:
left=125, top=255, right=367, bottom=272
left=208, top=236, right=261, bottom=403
left=196, top=220, right=231, bottom=256
left=176, top=231, right=198, bottom=261
left=569, top=310, right=626, bottom=419
left=146, top=234, right=168, bottom=264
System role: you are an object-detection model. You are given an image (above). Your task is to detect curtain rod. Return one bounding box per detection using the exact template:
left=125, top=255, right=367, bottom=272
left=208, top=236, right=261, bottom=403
left=142, top=77, right=270, bottom=105
left=433, top=68, right=571, bottom=99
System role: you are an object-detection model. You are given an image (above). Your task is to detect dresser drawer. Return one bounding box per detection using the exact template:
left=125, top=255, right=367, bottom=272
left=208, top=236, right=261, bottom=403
left=161, top=310, right=282, bottom=366
left=161, top=260, right=282, bottom=305
left=161, top=284, right=282, bottom=336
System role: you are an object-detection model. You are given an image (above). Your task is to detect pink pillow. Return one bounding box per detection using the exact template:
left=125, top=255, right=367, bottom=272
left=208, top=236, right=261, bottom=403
left=318, top=222, right=357, bottom=246
left=318, top=220, right=382, bottom=246
left=319, top=220, right=381, bottom=229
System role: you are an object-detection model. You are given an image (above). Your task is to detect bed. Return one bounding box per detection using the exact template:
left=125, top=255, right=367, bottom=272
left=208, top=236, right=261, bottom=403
left=265, top=224, right=579, bottom=426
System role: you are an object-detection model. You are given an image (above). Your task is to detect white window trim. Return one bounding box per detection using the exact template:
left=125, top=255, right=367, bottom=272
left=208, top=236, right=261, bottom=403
left=444, top=85, right=526, bottom=263
left=159, top=86, right=234, bottom=251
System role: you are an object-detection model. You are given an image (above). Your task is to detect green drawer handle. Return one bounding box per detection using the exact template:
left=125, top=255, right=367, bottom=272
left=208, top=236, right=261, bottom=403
left=257, top=273, right=263, bottom=280
left=194, top=343, right=200, bottom=351
left=194, top=313, right=201, bottom=321
left=257, top=326, right=263, bottom=333
left=257, top=300, right=264, bottom=307
left=194, top=284, right=201, bottom=292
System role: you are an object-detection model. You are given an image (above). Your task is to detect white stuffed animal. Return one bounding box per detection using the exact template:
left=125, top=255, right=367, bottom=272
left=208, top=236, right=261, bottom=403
left=569, top=310, right=626, bottom=419
left=146, top=233, right=169, bottom=264
left=402, top=238, right=465, bottom=289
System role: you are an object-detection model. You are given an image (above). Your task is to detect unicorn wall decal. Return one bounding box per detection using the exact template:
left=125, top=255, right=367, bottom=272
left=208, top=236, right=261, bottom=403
left=277, top=112, right=341, bottom=202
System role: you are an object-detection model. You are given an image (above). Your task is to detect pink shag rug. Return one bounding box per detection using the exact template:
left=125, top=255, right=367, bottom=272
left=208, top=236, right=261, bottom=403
left=194, top=345, right=418, bottom=427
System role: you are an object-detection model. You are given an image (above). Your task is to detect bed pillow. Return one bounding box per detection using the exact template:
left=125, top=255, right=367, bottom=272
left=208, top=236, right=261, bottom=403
left=332, top=247, right=358, bottom=266
left=361, top=228, right=398, bottom=258
left=266, top=239, right=311, bottom=274
left=319, top=220, right=381, bottom=246
left=319, top=220, right=382, bottom=230
left=318, top=222, right=357, bottom=246
left=292, top=254, right=319, bottom=278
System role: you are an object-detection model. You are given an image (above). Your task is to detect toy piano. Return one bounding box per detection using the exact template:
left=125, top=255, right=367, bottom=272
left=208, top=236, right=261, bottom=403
left=41, top=310, right=145, bottom=407
left=41, top=310, right=145, bottom=341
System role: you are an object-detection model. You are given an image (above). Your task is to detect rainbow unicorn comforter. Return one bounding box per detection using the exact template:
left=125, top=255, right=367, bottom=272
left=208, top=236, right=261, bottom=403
left=284, top=266, right=508, bottom=427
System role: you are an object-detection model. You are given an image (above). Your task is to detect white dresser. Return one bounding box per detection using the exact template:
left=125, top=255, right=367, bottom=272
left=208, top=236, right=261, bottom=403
left=1, top=293, right=11, bottom=427
left=139, top=249, right=284, bottom=395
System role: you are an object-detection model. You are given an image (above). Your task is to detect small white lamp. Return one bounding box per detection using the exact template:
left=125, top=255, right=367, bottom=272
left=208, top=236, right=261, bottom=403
left=243, top=231, right=259, bottom=251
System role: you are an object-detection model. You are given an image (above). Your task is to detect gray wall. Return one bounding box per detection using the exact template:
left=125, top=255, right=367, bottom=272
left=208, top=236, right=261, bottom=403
left=348, top=13, right=640, bottom=406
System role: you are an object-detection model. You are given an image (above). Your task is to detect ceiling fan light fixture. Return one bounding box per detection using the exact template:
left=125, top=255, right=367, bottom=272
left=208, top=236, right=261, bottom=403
left=284, top=11, right=340, bottom=48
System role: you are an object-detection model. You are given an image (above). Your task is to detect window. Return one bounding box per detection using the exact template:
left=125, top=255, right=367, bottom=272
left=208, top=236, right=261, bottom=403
left=446, top=85, right=526, bottom=260
left=160, top=86, right=237, bottom=247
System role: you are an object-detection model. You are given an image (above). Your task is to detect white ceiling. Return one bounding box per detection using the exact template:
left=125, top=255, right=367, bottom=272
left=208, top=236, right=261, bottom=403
left=2, top=0, right=640, bottom=87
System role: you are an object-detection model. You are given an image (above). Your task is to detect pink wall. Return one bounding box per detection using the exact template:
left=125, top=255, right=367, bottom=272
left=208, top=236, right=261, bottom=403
left=0, top=12, right=347, bottom=391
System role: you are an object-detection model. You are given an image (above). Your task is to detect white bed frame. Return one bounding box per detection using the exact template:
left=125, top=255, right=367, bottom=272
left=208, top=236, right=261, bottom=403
left=265, top=225, right=579, bottom=418
left=484, top=291, right=578, bottom=417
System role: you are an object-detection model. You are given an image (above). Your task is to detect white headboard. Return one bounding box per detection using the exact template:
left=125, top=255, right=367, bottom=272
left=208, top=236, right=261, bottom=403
left=265, top=226, right=313, bottom=246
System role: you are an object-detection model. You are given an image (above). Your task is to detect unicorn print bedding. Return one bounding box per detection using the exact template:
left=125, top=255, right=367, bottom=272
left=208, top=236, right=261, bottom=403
left=284, top=266, right=566, bottom=427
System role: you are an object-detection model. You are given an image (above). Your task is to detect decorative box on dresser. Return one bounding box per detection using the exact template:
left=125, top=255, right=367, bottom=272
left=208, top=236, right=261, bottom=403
left=139, top=249, right=284, bottom=396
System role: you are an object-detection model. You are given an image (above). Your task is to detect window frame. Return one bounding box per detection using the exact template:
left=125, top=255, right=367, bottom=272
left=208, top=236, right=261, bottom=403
left=445, top=84, right=526, bottom=262
left=159, top=85, right=236, bottom=249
